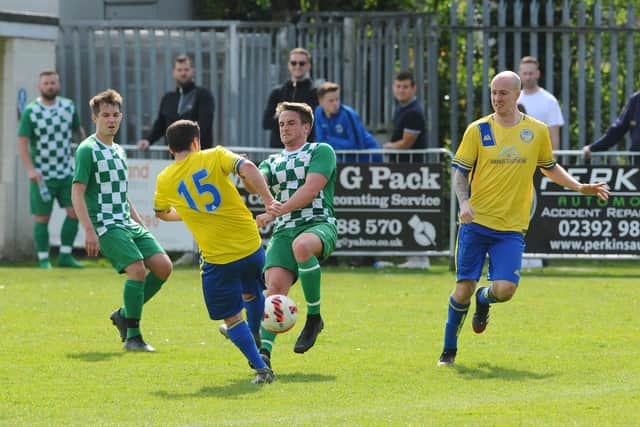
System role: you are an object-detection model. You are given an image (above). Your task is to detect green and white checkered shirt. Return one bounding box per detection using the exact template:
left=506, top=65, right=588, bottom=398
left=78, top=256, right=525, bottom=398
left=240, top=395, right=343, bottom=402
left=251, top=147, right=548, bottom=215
left=259, top=142, right=337, bottom=233
left=18, top=97, right=80, bottom=180
left=73, top=135, right=136, bottom=236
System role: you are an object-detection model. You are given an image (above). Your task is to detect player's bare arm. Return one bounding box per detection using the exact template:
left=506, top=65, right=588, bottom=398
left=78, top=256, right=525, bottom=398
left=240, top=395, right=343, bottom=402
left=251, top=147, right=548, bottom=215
left=541, top=164, right=610, bottom=201
left=155, top=207, right=182, bottom=222
left=453, top=168, right=474, bottom=223
left=267, top=172, right=328, bottom=217
left=238, top=160, right=274, bottom=206
left=71, top=182, right=100, bottom=256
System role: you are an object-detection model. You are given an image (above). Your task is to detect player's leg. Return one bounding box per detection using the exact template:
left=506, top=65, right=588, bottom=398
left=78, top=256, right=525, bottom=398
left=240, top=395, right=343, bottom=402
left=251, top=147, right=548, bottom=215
left=261, top=267, right=295, bottom=362
left=291, top=222, right=336, bottom=354
left=121, top=260, right=151, bottom=347
left=54, top=177, right=82, bottom=268
left=473, top=231, right=524, bottom=333
left=100, top=227, right=153, bottom=351
left=202, top=259, right=273, bottom=383
left=137, top=230, right=172, bottom=304
left=260, top=231, right=297, bottom=361
left=223, top=312, right=274, bottom=384
left=30, top=180, right=53, bottom=269
left=439, top=223, right=488, bottom=366
left=241, top=247, right=267, bottom=347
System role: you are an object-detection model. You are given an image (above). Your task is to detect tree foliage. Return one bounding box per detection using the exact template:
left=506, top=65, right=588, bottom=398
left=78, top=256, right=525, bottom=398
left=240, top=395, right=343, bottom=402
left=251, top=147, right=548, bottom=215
left=193, top=0, right=440, bottom=20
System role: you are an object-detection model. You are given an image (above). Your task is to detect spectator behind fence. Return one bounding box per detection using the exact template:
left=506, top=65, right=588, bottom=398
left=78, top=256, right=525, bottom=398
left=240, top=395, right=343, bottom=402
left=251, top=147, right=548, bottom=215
left=18, top=70, right=86, bottom=269
left=383, top=70, right=429, bottom=269
left=263, top=47, right=318, bottom=148
left=138, top=54, right=215, bottom=265
left=383, top=70, right=426, bottom=163
left=314, top=81, right=382, bottom=163
left=517, top=56, right=564, bottom=151
left=137, top=54, right=215, bottom=151
left=437, top=71, right=609, bottom=367
left=583, top=90, right=640, bottom=165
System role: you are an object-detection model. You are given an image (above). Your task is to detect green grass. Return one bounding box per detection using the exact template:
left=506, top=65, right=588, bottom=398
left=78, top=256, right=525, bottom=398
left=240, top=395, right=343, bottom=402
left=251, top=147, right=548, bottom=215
left=1, top=261, right=639, bottom=426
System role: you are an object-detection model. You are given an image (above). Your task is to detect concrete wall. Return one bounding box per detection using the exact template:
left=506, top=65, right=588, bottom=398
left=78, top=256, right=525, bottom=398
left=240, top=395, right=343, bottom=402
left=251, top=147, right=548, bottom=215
left=0, top=5, right=58, bottom=260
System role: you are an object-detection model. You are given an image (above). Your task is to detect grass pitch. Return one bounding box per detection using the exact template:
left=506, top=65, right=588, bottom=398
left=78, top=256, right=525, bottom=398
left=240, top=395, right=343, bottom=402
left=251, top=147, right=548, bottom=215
left=1, top=260, right=639, bottom=426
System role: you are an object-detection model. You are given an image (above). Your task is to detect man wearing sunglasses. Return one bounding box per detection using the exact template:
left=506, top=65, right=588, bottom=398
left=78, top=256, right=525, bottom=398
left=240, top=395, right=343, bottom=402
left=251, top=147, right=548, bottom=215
left=262, top=48, right=318, bottom=148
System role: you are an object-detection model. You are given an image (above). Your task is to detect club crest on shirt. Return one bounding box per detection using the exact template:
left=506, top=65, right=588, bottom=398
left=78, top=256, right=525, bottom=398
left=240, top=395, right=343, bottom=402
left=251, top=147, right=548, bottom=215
left=520, top=129, right=534, bottom=143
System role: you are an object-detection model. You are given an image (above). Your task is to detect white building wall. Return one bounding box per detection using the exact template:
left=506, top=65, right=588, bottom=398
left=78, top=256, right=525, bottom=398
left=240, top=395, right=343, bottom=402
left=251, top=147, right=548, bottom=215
left=0, top=4, right=58, bottom=259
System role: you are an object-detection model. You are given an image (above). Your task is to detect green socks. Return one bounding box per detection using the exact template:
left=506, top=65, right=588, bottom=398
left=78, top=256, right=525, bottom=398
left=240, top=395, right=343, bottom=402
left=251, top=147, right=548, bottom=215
left=260, top=326, right=277, bottom=353
left=122, top=274, right=164, bottom=339
left=34, top=222, right=50, bottom=268
left=58, top=217, right=83, bottom=268
left=298, top=256, right=321, bottom=315
left=123, top=279, right=144, bottom=339
left=143, top=272, right=165, bottom=303
left=60, top=216, right=79, bottom=248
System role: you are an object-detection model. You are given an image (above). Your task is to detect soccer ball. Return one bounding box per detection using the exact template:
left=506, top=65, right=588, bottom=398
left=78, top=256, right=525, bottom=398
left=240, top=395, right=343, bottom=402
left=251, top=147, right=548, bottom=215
left=262, top=294, right=298, bottom=333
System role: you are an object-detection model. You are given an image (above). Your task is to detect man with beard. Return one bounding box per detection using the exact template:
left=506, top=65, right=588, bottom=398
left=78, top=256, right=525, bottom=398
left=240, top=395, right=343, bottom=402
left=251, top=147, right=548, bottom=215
left=137, top=54, right=215, bottom=150
left=18, top=70, right=86, bottom=269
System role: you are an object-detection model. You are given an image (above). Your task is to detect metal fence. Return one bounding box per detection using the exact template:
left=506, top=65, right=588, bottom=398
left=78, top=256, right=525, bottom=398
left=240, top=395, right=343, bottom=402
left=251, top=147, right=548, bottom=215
left=57, top=12, right=435, bottom=149
left=58, top=2, right=640, bottom=153
left=446, top=0, right=640, bottom=152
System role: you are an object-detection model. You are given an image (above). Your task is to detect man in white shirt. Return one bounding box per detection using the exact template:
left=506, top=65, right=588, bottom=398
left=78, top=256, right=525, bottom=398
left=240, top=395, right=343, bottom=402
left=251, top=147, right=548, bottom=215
left=517, top=56, right=565, bottom=150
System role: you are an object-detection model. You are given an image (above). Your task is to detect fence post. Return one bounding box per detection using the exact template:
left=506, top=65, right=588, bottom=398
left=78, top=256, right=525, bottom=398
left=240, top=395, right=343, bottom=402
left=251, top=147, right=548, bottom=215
left=343, top=17, right=355, bottom=107
left=227, top=23, right=240, bottom=145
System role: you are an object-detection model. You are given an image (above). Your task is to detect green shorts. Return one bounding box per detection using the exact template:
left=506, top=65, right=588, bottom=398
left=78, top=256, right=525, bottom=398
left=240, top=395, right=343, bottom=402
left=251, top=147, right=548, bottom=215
left=265, top=221, right=337, bottom=275
left=99, top=225, right=166, bottom=273
left=30, top=176, right=73, bottom=215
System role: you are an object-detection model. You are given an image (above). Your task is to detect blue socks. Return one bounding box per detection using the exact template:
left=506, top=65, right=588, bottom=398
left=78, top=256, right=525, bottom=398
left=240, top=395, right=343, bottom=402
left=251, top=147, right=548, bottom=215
left=443, top=295, right=470, bottom=350
left=477, top=286, right=498, bottom=305
left=227, top=320, right=266, bottom=370
left=243, top=293, right=265, bottom=336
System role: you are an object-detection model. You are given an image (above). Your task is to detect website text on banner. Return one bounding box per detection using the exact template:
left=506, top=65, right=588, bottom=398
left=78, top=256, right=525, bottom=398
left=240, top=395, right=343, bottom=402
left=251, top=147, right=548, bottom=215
left=527, top=165, right=640, bottom=256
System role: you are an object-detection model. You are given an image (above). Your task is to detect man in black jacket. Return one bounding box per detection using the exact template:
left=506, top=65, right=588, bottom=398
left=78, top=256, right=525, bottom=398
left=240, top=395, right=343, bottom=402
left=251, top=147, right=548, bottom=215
left=138, top=55, right=215, bottom=150
left=262, top=48, right=318, bottom=148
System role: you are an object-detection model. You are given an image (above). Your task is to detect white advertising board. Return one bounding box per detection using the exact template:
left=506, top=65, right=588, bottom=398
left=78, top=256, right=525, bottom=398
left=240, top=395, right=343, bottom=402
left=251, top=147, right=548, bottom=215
left=49, top=159, right=194, bottom=252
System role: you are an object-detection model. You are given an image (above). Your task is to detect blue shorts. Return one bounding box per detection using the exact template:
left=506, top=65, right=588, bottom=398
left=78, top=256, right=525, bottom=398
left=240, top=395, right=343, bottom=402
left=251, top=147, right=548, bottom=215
left=201, top=247, right=265, bottom=320
left=455, top=223, right=525, bottom=284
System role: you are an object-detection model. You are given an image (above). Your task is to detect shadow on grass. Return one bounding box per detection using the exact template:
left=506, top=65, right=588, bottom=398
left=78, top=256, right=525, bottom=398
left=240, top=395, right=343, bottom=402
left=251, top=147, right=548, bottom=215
left=267, top=372, right=336, bottom=384
left=453, top=362, right=554, bottom=381
left=66, top=352, right=125, bottom=362
left=152, top=372, right=335, bottom=399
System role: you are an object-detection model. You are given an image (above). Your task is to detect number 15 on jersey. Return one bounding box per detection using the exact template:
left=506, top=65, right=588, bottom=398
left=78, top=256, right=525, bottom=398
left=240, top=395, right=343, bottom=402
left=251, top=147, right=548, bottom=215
left=177, top=168, right=221, bottom=212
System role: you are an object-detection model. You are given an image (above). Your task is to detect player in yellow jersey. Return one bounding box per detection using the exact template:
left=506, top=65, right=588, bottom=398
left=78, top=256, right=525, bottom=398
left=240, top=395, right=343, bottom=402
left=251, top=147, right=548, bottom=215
left=154, top=120, right=276, bottom=384
left=438, top=71, right=610, bottom=366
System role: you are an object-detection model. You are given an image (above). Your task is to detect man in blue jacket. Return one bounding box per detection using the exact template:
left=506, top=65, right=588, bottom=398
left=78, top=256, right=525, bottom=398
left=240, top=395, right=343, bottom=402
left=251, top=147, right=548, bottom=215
left=583, top=91, right=640, bottom=164
left=314, top=82, right=382, bottom=163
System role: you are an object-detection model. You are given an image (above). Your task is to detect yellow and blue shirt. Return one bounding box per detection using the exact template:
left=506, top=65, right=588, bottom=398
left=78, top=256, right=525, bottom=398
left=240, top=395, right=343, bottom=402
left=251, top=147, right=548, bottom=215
left=452, top=113, right=556, bottom=233
left=154, top=146, right=261, bottom=264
